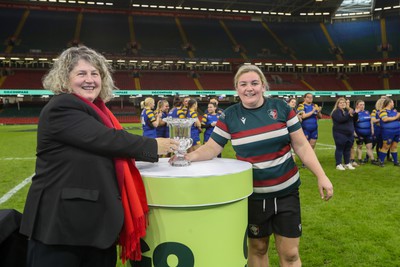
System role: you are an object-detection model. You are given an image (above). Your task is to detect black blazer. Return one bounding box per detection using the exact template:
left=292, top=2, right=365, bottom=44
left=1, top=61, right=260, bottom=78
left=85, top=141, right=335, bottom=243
left=20, top=94, right=158, bottom=249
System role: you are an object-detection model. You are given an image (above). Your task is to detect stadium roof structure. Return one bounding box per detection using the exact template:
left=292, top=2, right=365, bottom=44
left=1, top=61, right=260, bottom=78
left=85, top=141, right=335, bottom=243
left=1, top=0, right=399, bottom=20
left=131, top=0, right=342, bottom=16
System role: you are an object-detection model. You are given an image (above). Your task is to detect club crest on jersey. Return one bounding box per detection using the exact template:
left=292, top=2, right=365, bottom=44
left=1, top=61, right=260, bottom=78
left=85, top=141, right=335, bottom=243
left=267, top=109, right=278, bottom=120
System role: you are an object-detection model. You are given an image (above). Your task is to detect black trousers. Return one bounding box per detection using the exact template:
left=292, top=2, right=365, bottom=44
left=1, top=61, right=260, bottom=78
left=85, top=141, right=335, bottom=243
left=0, top=209, right=27, bottom=267
left=27, top=239, right=117, bottom=267
left=333, top=131, right=354, bottom=165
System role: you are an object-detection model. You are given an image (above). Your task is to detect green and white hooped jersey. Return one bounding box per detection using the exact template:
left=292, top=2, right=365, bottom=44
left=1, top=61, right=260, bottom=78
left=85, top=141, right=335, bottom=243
left=211, top=97, right=302, bottom=199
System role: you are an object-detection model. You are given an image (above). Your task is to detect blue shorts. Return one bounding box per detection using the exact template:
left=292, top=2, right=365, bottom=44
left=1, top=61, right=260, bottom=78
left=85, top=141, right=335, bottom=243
left=381, top=132, right=399, bottom=145
left=193, top=139, right=201, bottom=146
left=302, top=128, right=318, bottom=140
left=191, top=134, right=201, bottom=146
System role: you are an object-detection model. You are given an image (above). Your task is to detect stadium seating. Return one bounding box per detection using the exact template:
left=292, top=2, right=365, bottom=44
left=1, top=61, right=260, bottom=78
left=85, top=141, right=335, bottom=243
left=113, top=71, right=136, bottom=90
left=133, top=15, right=187, bottom=58
left=197, top=72, right=234, bottom=90
left=267, top=73, right=308, bottom=90
left=1, top=5, right=400, bottom=125
left=325, top=20, right=381, bottom=60
left=179, top=18, right=238, bottom=59
left=0, top=8, right=25, bottom=51
left=267, top=21, right=334, bottom=60
left=347, top=73, right=383, bottom=90
left=223, top=20, right=288, bottom=60
left=1, top=69, right=399, bottom=91
left=1, top=6, right=398, bottom=63
left=139, top=71, right=197, bottom=90
left=388, top=72, right=400, bottom=89
left=11, top=9, right=75, bottom=54
left=1, top=70, right=44, bottom=89
left=301, top=74, right=348, bottom=91
left=384, top=16, right=400, bottom=58
left=80, top=12, right=129, bottom=55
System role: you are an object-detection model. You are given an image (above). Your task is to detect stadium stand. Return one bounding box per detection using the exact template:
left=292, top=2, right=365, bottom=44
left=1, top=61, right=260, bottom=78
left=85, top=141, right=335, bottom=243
left=385, top=16, right=400, bottom=58
left=325, top=20, right=381, bottom=60
left=347, top=73, right=383, bottom=90
left=179, top=18, right=239, bottom=59
left=139, top=71, right=198, bottom=90
left=12, top=9, right=75, bottom=54
left=197, top=72, right=234, bottom=90
left=301, top=74, right=348, bottom=91
left=267, top=73, right=308, bottom=91
left=223, top=20, right=289, bottom=60
left=1, top=3, right=400, bottom=124
left=133, top=15, right=187, bottom=58
left=1, top=70, right=44, bottom=89
left=389, top=74, right=400, bottom=89
left=267, top=21, right=334, bottom=61
left=113, top=71, right=136, bottom=90
left=0, top=8, right=24, bottom=49
left=80, top=12, right=129, bottom=55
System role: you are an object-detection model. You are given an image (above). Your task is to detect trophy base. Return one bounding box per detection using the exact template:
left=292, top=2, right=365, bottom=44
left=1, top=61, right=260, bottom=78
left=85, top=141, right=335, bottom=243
left=169, top=158, right=191, bottom=167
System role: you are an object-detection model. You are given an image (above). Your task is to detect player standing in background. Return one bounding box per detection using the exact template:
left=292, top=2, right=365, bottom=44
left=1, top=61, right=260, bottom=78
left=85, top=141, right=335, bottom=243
left=155, top=100, right=170, bottom=138
left=168, top=96, right=185, bottom=119
left=371, top=98, right=386, bottom=160
left=140, top=97, right=161, bottom=138
left=186, top=98, right=202, bottom=152
left=297, top=93, right=321, bottom=166
left=377, top=97, right=400, bottom=167
left=201, top=102, right=220, bottom=143
left=204, top=98, right=224, bottom=115
left=354, top=100, right=378, bottom=165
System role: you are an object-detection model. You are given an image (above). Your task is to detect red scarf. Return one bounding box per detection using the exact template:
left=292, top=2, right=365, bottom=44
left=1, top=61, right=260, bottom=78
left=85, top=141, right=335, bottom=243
left=74, top=94, right=148, bottom=263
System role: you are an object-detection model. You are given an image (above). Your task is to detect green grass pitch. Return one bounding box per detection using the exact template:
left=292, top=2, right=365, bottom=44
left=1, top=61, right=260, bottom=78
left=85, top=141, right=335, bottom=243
left=0, top=120, right=399, bottom=266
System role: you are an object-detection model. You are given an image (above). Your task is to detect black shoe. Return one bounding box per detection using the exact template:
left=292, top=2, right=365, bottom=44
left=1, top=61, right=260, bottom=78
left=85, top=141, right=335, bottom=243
left=394, top=162, right=400, bottom=167
left=379, top=161, right=385, bottom=167
left=371, top=160, right=379, bottom=166
left=362, top=158, right=369, bottom=164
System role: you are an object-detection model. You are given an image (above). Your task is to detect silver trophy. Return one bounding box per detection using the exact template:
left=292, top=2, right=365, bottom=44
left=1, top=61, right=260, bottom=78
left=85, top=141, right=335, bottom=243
left=163, top=117, right=197, bottom=167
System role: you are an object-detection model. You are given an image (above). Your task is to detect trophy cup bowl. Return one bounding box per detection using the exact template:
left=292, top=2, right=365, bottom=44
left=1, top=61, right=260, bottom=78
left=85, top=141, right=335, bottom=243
left=163, top=117, right=197, bottom=167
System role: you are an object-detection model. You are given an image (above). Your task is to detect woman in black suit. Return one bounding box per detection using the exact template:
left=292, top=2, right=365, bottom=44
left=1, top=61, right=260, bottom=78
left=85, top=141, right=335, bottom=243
left=20, top=46, right=178, bottom=267
left=331, top=97, right=356, bottom=170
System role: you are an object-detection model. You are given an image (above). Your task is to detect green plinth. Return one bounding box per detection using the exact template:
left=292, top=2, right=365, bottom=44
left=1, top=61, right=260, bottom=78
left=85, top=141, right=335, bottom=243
left=134, top=158, right=253, bottom=267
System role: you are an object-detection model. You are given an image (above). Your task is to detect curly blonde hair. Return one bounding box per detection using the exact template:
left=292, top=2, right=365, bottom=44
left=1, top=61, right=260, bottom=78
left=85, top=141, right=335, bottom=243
left=42, top=46, right=117, bottom=101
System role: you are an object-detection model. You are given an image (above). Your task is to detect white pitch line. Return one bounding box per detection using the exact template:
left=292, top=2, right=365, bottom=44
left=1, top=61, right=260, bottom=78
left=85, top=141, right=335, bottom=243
left=0, top=144, right=334, bottom=205
left=0, top=157, right=36, bottom=160
left=315, top=147, right=335, bottom=150
left=316, top=143, right=336, bottom=148
left=0, top=174, right=34, bottom=205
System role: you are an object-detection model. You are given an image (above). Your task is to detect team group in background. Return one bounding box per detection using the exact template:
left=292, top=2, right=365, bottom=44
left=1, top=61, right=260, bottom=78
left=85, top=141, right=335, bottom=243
left=140, top=95, right=223, bottom=153
left=140, top=93, right=400, bottom=170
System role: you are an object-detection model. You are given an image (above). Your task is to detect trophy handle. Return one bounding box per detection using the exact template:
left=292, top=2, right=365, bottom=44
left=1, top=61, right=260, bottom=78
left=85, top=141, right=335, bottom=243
left=187, top=138, right=193, bottom=148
